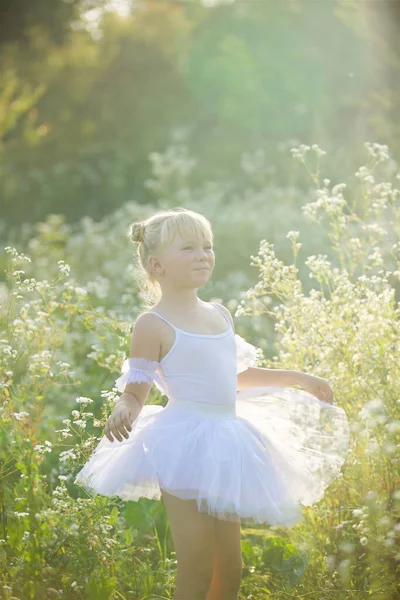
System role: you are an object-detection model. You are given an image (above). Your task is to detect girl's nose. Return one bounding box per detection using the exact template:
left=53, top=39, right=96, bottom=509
left=196, top=248, right=208, bottom=259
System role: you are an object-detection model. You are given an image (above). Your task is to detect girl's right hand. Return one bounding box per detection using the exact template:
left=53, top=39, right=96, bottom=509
left=104, top=396, right=141, bottom=443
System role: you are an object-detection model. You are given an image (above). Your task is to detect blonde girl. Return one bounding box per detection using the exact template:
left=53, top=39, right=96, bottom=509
left=75, top=207, right=349, bottom=600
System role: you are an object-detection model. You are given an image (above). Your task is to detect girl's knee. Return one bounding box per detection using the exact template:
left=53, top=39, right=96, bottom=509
left=177, top=553, right=214, bottom=583
left=161, top=488, right=215, bottom=598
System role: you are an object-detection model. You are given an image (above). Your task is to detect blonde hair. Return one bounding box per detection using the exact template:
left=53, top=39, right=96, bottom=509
left=129, top=207, right=213, bottom=308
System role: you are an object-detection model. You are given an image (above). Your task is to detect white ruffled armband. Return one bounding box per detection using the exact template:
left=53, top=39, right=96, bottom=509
left=114, top=357, right=165, bottom=395
left=235, top=334, right=260, bottom=374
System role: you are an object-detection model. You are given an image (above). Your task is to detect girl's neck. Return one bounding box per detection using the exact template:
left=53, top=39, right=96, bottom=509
left=156, top=291, right=203, bottom=312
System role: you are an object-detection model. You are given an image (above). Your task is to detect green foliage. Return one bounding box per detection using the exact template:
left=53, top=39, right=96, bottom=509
left=1, top=0, right=400, bottom=229
left=260, top=536, right=307, bottom=591
left=1, top=140, right=399, bottom=598
left=85, top=568, right=117, bottom=600
left=237, top=141, right=400, bottom=599
left=241, top=534, right=308, bottom=595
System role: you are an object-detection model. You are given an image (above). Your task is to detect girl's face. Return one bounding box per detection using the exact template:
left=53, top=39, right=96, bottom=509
left=151, top=232, right=215, bottom=289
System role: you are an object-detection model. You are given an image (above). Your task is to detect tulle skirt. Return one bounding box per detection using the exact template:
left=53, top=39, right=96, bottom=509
left=74, top=386, right=350, bottom=527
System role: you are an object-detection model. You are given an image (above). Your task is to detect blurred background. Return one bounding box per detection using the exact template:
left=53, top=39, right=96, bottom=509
left=2, top=0, right=400, bottom=347
left=1, top=0, right=400, bottom=342
left=1, top=0, right=399, bottom=227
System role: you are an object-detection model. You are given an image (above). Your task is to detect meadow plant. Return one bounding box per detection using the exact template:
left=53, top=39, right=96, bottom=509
left=1, top=141, right=399, bottom=598
left=237, top=142, right=400, bottom=597
left=0, top=248, right=170, bottom=598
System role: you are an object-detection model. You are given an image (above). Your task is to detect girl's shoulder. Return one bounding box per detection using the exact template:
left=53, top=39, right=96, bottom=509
left=210, top=302, right=235, bottom=331
left=121, top=312, right=165, bottom=369
left=134, top=310, right=162, bottom=329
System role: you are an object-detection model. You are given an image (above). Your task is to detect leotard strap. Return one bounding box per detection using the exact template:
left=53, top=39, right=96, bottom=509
left=146, top=311, right=179, bottom=331
left=210, top=302, right=233, bottom=331
left=146, top=302, right=232, bottom=335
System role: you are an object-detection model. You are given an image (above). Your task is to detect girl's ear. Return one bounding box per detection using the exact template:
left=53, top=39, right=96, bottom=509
left=148, top=255, right=164, bottom=276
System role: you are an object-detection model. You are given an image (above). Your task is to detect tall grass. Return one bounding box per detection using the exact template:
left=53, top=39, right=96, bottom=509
left=0, top=142, right=399, bottom=599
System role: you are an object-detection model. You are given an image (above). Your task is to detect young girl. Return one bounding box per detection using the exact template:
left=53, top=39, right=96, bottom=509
left=74, top=207, right=349, bottom=600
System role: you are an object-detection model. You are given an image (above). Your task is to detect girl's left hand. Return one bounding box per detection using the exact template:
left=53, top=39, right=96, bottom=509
left=295, top=372, right=334, bottom=404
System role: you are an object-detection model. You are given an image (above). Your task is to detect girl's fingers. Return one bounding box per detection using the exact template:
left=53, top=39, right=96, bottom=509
left=107, top=418, right=119, bottom=443
left=104, top=421, right=113, bottom=442
left=114, top=412, right=130, bottom=441
left=121, top=417, right=132, bottom=438
left=120, top=414, right=130, bottom=439
left=104, top=408, right=133, bottom=442
left=114, top=419, right=123, bottom=441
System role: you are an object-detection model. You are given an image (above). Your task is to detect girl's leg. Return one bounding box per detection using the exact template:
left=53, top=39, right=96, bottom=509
left=206, top=516, right=242, bottom=600
left=161, top=488, right=215, bottom=600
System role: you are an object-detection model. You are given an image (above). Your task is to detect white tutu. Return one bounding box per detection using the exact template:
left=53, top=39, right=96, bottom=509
left=74, top=331, right=350, bottom=527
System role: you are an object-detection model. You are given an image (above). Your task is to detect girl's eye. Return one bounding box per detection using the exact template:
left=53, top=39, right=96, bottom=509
left=182, top=245, right=213, bottom=250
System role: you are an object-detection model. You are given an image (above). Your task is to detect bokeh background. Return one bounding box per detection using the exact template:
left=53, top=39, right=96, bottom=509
left=1, top=0, right=400, bottom=225
left=1, top=1, right=400, bottom=599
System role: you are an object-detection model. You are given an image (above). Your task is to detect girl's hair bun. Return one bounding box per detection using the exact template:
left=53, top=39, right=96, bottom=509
left=130, top=222, right=145, bottom=243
